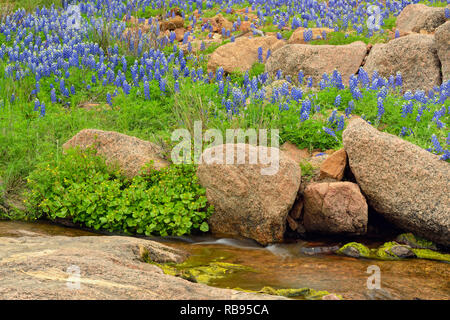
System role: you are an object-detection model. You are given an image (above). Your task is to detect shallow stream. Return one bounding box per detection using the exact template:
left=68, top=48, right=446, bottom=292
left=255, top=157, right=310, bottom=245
left=1, top=220, right=448, bottom=300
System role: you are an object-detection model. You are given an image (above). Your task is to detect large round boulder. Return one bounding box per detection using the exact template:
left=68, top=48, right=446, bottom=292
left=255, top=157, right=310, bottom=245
left=265, top=41, right=367, bottom=86
left=396, top=4, right=449, bottom=33
left=363, top=34, right=441, bottom=92
left=63, top=129, right=169, bottom=178
left=207, top=36, right=285, bottom=74
left=197, top=143, right=301, bottom=245
left=343, top=118, right=450, bottom=247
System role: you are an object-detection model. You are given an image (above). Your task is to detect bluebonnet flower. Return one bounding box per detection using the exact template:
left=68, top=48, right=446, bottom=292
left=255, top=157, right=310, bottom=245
left=334, top=95, right=341, bottom=107
left=159, top=79, right=166, bottom=93
left=401, top=101, right=413, bottom=118
left=440, top=150, right=450, bottom=161
left=40, top=102, right=45, bottom=117
left=34, top=99, right=40, bottom=112
left=303, top=29, right=313, bottom=42
left=122, top=80, right=131, bottom=95
left=276, top=70, right=282, bottom=80
left=174, top=80, right=180, bottom=93
left=400, top=127, right=413, bottom=137
left=336, top=116, right=345, bottom=131
left=144, top=81, right=150, bottom=100
left=430, top=134, right=443, bottom=153
left=106, top=92, right=112, bottom=106
left=50, top=89, right=56, bottom=103
left=323, top=127, right=338, bottom=141
left=257, top=47, right=263, bottom=63
left=376, top=97, right=385, bottom=120
left=345, top=101, right=355, bottom=117
left=298, top=71, right=304, bottom=85
left=395, top=72, right=402, bottom=88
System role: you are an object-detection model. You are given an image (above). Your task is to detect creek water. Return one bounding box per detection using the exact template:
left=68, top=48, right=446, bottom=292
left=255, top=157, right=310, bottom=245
left=0, top=220, right=449, bottom=300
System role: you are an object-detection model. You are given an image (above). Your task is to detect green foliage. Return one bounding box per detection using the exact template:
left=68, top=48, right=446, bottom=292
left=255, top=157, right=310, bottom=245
left=310, top=30, right=389, bottom=45
left=299, top=160, right=315, bottom=181
left=25, top=148, right=213, bottom=236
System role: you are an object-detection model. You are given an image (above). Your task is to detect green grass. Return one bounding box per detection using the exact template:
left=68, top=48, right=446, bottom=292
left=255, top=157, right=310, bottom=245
left=310, top=30, right=389, bottom=45
left=0, top=0, right=60, bottom=12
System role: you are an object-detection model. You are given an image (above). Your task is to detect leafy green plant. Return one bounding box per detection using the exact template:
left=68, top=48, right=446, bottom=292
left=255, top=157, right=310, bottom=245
left=299, top=160, right=315, bottom=181
left=26, top=147, right=213, bottom=236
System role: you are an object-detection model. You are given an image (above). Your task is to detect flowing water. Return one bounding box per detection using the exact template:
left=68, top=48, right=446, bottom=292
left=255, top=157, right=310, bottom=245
left=0, top=220, right=449, bottom=300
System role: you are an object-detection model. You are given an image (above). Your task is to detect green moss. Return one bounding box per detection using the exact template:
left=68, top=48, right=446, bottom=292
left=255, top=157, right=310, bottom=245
left=338, top=241, right=449, bottom=263
left=411, top=249, right=450, bottom=263
left=373, top=242, right=405, bottom=260
left=151, top=258, right=255, bottom=285
left=258, top=286, right=341, bottom=300
left=395, top=233, right=437, bottom=250
left=337, top=242, right=371, bottom=258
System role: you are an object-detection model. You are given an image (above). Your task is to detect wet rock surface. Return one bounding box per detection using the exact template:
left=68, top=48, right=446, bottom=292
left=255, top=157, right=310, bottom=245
left=0, top=235, right=279, bottom=300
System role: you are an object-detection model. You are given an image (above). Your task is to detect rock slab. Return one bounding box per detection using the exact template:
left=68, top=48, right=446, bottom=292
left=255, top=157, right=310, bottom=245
left=0, top=235, right=280, bottom=300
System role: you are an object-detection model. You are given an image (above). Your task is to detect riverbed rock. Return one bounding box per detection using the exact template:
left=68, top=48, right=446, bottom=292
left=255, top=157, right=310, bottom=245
left=63, top=129, right=169, bottom=178
left=197, top=143, right=301, bottom=245
left=435, top=21, right=450, bottom=82
left=303, top=182, right=368, bottom=235
left=207, top=36, right=285, bottom=74
left=363, top=34, right=441, bottom=92
left=265, top=41, right=366, bottom=86
left=342, top=118, right=450, bottom=247
left=0, top=235, right=281, bottom=300
left=319, top=149, right=347, bottom=181
left=396, top=4, right=449, bottom=33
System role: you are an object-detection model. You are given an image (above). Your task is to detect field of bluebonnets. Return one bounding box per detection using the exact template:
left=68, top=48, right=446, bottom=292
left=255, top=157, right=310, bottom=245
left=0, top=0, right=448, bottom=236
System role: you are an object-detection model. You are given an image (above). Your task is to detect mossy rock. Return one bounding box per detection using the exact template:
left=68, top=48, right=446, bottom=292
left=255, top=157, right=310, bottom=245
left=337, top=242, right=371, bottom=258
left=234, top=286, right=342, bottom=300
left=338, top=241, right=449, bottom=262
left=395, top=233, right=438, bottom=250
left=259, top=286, right=339, bottom=300
left=152, top=259, right=255, bottom=285
left=373, top=242, right=416, bottom=260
